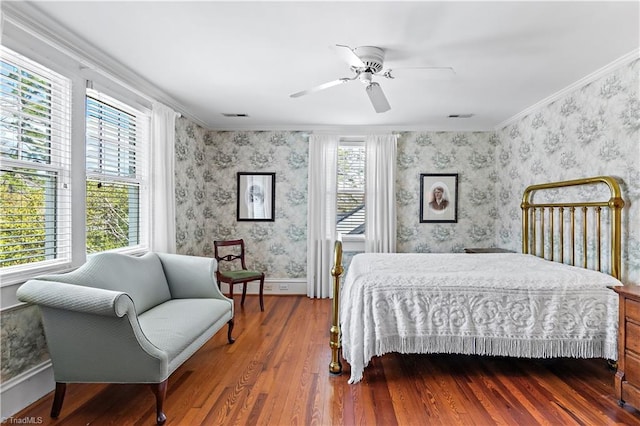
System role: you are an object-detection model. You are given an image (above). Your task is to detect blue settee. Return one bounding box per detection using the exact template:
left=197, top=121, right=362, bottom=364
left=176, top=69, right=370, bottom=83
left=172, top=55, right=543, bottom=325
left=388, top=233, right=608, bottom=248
left=17, top=252, right=235, bottom=424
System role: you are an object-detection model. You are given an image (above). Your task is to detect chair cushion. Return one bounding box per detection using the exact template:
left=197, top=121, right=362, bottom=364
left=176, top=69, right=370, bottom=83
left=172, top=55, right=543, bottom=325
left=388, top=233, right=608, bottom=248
left=138, top=299, right=231, bottom=361
left=220, top=270, right=262, bottom=281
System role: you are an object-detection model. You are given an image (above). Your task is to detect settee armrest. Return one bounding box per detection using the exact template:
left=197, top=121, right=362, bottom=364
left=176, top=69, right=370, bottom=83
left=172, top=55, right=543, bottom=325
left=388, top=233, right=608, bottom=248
left=17, top=279, right=135, bottom=317
left=157, top=253, right=230, bottom=303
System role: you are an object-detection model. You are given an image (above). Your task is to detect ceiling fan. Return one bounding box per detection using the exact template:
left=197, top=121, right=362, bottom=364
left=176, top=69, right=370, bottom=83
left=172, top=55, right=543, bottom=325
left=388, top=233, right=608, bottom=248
left=290, top=44, right=454, bottom=113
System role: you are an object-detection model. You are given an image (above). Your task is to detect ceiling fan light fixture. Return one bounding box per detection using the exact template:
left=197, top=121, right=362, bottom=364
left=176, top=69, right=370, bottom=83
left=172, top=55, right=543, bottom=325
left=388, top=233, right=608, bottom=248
left=358, top=71, right=373, bottom=85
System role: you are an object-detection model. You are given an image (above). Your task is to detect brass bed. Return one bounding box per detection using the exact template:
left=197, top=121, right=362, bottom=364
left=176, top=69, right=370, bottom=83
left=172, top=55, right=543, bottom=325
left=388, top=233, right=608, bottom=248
left=329, top=176, right=625, bottom=381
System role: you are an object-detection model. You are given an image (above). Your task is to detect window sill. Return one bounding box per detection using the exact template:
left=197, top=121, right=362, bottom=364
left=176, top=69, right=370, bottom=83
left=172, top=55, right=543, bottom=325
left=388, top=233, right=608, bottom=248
left=1, top=246, right=148, bottom=288
left=339, top=234, right=365, bottom=252
left=0, top=261, right=75, bottom=288
left=340, top=234, right=364, bottom=241
left=88, top=246, right=148, bottom=259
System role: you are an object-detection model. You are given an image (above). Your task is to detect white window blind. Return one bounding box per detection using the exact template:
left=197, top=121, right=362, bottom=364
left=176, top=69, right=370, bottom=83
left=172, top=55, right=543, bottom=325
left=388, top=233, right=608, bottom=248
left=0, top=46, right=72, bottom=270
left=336, top=141, right=365, bottom=235
left=85, top=90, right=148, bottom=253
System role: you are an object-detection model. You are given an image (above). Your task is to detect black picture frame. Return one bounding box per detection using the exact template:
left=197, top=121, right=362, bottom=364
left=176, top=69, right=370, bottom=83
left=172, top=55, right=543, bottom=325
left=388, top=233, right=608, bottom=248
left=420, top=173, right=458, bottom=223
left=237, top=172, right=275, bottom=221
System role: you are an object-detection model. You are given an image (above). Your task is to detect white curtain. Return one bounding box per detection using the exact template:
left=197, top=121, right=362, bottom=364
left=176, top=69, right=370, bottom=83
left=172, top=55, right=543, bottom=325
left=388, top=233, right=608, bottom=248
left=365, top=134, right=398, bottom=253
left=149, top=102, right=178, bottom=253
left=307, top=134, right=339, bottom=298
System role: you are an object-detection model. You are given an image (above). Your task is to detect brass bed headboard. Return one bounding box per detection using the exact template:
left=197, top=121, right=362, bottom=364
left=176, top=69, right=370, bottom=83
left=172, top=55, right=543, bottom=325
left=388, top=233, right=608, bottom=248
left=329, top=175, right=625, bottom=375
left=521, top=175, right=624, bottom=280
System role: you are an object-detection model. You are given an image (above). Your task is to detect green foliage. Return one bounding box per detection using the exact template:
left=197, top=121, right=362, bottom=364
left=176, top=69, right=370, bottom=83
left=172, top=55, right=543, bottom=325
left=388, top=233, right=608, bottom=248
left=1, top=59, right=56, bottom=267
left=86, top=180, right=139, bottom=254
left=0, top=170, right=48, bottom=267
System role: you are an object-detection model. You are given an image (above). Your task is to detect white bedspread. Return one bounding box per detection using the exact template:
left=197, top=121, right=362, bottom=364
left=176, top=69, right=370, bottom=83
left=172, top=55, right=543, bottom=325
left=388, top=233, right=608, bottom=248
left=340, top=253, right=621, bottom=383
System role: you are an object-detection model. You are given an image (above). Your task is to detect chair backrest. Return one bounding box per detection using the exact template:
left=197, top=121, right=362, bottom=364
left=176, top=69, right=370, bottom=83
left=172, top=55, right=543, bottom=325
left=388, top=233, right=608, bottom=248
left=214, top=239, right=248, bottom=271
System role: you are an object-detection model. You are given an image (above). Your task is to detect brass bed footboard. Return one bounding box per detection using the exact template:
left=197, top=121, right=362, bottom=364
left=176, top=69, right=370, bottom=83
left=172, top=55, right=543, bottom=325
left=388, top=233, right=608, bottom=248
left=329, top=175, right=625, bottom=375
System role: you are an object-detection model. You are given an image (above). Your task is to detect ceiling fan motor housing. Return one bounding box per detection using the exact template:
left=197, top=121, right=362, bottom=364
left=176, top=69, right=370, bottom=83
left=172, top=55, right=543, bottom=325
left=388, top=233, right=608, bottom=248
left=353, top=46, right=385, bottom=73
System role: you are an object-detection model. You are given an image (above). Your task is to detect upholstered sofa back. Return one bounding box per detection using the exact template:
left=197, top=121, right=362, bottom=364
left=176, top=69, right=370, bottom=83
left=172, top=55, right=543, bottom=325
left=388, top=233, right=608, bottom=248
left=38, top=252, right=172, bottom=314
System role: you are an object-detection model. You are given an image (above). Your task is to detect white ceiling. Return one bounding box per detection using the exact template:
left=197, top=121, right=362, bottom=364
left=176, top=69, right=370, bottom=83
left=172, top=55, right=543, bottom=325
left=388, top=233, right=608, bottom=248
left=21, top=1, right=640, bottom=131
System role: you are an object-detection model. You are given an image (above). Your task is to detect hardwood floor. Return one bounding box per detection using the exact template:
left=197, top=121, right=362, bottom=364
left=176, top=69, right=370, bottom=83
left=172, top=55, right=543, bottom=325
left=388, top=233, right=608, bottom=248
left=13, top=296, right=640, bottom=425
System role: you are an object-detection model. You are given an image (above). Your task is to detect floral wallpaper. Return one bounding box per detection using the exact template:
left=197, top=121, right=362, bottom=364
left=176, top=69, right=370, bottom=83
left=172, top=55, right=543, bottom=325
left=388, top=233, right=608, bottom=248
left=173, top=126, right=498, bottom=278
left=1, top=305, right=48, bottom=382
left=495, top=58, right=639, bottom=284
left=395, top=132, right=498, bottom=253
left=174, top=124, right=309, bottom=279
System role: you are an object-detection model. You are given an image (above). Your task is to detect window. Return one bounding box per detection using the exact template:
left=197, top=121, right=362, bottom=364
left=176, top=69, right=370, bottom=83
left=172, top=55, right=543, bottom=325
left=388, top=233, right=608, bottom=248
left=0, top=46, right=71, bottom=270
left=85, top=90, right=148, bottom=253
left=336, top=141, right=365, bottom=235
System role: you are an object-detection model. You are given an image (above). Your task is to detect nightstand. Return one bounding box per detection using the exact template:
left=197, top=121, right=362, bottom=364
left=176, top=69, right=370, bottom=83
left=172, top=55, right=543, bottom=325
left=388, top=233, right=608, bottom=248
left=614, top=285, right=640, bottom=410
left=464, top=248, right=516, bottom=254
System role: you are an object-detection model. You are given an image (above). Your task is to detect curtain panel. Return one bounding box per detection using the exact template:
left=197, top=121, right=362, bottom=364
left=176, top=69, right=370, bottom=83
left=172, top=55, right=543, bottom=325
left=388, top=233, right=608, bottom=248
left=307, top=134, right=339, bottom=298
left=150, top=102, right=178, bottom=253
left=365, top=134, right=398, bottom=253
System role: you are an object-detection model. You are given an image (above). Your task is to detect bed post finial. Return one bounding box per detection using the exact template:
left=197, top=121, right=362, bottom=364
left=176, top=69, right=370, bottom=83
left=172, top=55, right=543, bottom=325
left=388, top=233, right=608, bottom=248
left=330, top=240, right=344, bottom=375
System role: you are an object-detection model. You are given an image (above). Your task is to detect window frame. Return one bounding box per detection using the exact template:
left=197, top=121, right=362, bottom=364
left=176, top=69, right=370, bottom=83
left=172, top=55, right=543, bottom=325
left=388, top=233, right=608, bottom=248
left=84, top=89, right=150, bottom=255
left=0, top=41, right=152, bottom=288
left=0, top=46, right=73, bottom=283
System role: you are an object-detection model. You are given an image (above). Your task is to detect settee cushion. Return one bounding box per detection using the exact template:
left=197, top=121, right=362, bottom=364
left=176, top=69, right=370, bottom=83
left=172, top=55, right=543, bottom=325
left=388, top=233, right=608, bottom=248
left=138, top=298, right=231, bottom=361
left=39, top=252, right=172, bottom=314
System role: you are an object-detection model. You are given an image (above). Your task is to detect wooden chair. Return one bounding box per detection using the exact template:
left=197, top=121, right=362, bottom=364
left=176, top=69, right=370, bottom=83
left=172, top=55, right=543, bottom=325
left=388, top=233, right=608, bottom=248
left=213, top=239, right=265, bottom=311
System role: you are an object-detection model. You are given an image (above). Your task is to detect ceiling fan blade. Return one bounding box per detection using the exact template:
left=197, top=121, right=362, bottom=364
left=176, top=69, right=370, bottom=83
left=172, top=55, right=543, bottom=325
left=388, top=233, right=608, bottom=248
left=365, top=82, right=390, bottom=113
left=334, top=44, right=366, bottom=69
left=290, top=78, right=351, bottom=98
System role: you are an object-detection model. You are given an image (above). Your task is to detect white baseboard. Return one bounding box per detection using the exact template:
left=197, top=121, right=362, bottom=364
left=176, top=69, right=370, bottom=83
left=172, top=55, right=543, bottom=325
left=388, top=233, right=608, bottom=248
left=1, top=361, right=54, bottom=421
left=219, top=278, right=306, bottom=295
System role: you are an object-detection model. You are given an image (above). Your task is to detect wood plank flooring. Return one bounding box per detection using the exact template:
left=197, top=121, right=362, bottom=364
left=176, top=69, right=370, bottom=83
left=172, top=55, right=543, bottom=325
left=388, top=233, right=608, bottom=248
left=13, top=296, right=640, bottom=425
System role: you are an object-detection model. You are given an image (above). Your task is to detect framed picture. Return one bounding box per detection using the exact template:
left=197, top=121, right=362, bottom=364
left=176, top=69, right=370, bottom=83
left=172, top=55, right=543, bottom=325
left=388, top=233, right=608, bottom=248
left=237, top=172, right=275, bottom=221
left=420, top=173, right=458, bottom=223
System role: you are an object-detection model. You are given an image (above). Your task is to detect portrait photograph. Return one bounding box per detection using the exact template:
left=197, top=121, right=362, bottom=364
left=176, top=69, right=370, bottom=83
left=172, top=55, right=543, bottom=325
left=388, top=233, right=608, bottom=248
left=420, top=173, right=458, bottom=223
left=237, top=172, right=275, bottom=221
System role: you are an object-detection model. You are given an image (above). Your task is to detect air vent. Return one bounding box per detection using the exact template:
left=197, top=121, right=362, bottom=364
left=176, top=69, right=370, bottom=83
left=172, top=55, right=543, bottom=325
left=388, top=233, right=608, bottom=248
left=222, top=113, right=249, bottom=118
left=448, top=114, right=474, bottom=118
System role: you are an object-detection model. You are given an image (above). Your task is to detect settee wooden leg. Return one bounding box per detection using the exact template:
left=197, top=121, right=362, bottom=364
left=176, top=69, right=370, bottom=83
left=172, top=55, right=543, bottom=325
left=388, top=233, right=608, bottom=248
left=150, top=380, right=168, bottom=425
left=51, top=382, right=66, bottom=418
left=227, top=319, right=235, bottom=343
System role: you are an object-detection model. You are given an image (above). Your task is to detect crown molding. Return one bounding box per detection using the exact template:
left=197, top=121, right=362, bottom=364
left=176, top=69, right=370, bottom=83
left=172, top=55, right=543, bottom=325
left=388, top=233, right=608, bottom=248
left=208, top=123, right=495, bottom=133
left=1, top=2, right=209, bottom=129
left=496, top=49, right=640, bottom=130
